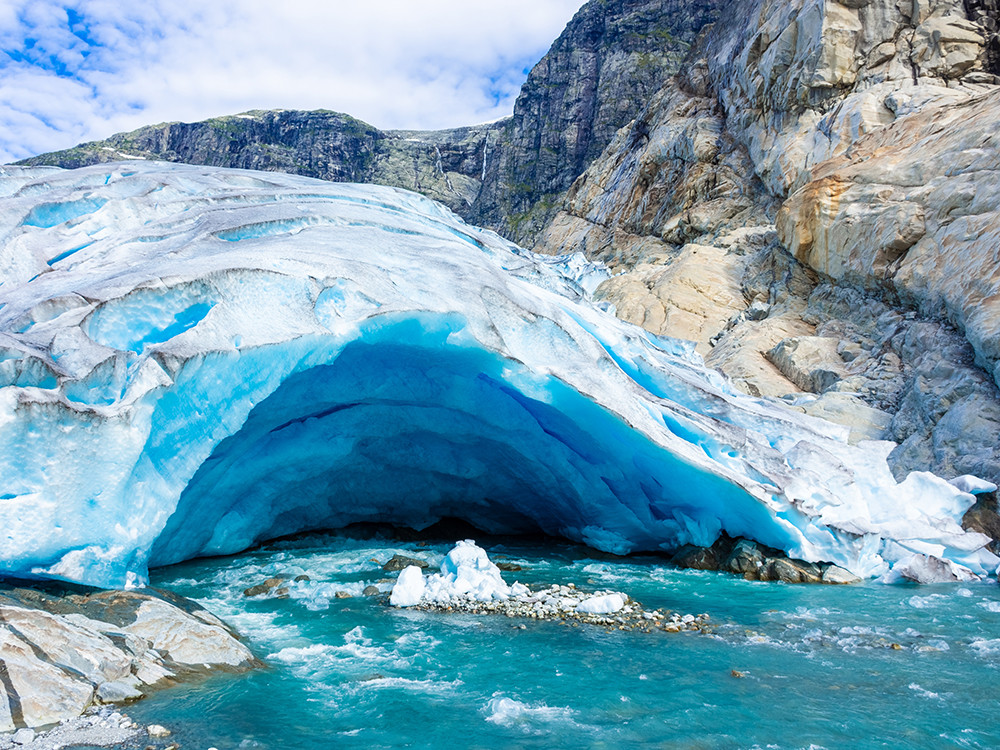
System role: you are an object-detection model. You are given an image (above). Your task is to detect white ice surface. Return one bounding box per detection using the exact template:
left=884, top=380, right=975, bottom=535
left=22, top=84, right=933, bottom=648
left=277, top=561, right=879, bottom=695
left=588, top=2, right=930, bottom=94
left=0, top=162, right=995, bottom=587
left=574, top=593, right=626, bottom=615
left=389, top=566, right=425, bottom=607
left=419, top=540, right=512, bottom=603
left=949, top=475, right=998, bottom=495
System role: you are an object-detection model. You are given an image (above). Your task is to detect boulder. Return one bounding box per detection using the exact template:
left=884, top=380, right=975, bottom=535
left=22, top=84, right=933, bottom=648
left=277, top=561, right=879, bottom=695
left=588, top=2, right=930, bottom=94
left=242, top=576, right=290, bottom=597
left=722, top=540, right=767, bottom=578
left=382, top=555, right=430, bottom=572
left=0, top=585, right=258, bottom=731
left=759, top=558, right=824, bottom=584
left=767, top=336, right=849, bottom=394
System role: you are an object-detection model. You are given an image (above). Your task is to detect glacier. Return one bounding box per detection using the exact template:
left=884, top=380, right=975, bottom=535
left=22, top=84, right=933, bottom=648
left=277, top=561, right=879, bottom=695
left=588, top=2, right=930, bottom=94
left=0, top=161, right=995, bottom=589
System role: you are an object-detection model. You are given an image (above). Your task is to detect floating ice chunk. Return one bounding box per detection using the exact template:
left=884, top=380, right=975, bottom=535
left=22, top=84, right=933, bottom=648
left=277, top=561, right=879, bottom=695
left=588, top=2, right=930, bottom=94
left=424, top=541, right=511, bottom=603
left=389, top=566, right=425, bottom=607
left=575, top=593, right=627, bottom=615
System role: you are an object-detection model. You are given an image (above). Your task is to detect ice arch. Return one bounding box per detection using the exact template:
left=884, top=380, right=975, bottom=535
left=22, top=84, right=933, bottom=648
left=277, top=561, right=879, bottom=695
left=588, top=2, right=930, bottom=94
left=0, top=162, right=994, bottom=588
left=150, top=317, right=785, bottom=568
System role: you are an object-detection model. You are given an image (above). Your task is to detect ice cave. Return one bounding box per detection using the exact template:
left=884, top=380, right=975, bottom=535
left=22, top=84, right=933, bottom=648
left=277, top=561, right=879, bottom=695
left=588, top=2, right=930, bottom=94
left=0, top=162, right=995, bottom=589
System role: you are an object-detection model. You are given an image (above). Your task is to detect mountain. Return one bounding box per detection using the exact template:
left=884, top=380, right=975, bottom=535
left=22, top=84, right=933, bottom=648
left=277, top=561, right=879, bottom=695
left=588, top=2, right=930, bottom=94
left=536, top=0, right=1000, bottom=499
left=17, top=109, right=503, bottom=220
left=17, top=0, right=724, bottom=243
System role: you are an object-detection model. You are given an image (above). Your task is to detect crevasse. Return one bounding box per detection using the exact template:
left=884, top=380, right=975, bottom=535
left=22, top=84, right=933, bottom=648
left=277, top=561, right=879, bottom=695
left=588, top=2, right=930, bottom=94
left=0, top=162, right=994, bottom=588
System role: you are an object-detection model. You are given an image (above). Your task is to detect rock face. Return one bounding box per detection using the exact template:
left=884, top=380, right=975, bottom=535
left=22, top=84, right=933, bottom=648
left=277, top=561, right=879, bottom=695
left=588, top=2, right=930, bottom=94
left=0, top=584, right=257, bottom=730
left=18, top=110, right=503, bottom=220
left=468, top=0, right=724, bottom=244
left=18, top=0, right=722, bottom=247
left=536, top=0, right=1000, bottom=493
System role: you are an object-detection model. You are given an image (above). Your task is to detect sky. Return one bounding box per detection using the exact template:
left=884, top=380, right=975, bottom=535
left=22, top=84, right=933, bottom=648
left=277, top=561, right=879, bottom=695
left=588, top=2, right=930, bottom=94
left=0, top=0, right=586, bottom=163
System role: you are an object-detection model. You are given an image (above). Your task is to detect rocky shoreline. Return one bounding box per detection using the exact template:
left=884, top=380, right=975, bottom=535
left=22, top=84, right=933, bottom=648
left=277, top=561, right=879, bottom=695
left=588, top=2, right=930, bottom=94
left=668, top=536, right=862, bottom=584
left=0, top=584, right=258, bottom=732
left=0, top=707, right=181, bottom=750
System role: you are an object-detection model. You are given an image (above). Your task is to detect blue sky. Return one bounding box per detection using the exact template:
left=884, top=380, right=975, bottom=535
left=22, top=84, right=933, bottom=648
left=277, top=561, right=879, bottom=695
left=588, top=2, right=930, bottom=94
left=0, top=0, right=585, bottom=163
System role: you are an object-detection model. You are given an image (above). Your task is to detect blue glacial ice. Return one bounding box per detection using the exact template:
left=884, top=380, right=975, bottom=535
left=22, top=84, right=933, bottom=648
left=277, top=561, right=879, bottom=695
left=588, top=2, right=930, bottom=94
left=0, top=161, right=995, bottom=588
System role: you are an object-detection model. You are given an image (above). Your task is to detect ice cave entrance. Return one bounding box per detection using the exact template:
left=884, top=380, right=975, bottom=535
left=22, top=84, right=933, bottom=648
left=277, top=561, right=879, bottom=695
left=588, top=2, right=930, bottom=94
left=148, top=317, right=777, bottom=569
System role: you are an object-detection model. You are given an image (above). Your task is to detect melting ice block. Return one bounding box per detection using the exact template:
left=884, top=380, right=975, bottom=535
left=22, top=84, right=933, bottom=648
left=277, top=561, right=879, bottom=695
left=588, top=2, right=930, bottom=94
left=390, top=541, right=512, bottom=606
left=575, top=593, right=627, bottom=615
left=389, top=566, right=426, bottom=607
left=422, top=540, right=511, bottom=603
left=0, top=162, right=995, bottom=588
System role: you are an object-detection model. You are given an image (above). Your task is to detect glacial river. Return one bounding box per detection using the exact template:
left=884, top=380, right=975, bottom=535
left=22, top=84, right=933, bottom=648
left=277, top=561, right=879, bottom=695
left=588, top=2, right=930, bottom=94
left=128, top=532, right=1000, bottom=749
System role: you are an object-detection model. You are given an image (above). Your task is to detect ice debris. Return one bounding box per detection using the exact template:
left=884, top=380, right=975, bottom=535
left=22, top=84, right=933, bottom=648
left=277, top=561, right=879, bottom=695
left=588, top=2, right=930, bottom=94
left=0, top=162, right=996, bottom=587
left=389, top=566, right=426, bottom=607
left=390, top=542, right=708, bottom=631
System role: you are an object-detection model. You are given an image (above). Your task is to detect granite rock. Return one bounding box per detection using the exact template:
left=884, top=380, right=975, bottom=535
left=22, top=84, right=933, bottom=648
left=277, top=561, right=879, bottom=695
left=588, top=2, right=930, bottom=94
left=0, top=585, right=258, bottom=731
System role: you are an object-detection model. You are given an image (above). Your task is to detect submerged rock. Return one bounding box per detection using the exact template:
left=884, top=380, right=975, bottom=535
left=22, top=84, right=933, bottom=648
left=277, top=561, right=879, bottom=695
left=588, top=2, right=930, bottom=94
left=672, top=536, right=862, bottom=584
left=0, top=584, right=258, bottom=731
left=381, top=555, right=430, bottom=572
left=243, top=576, right=290, bottom=597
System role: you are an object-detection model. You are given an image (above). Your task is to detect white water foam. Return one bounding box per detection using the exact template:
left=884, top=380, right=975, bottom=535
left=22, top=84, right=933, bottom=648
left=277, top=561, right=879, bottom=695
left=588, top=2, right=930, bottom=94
left=483, top=695, right=581, bottom=731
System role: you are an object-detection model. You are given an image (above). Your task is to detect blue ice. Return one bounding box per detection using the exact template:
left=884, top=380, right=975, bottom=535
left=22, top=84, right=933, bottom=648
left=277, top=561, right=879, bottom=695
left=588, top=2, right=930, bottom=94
left=0, top=162, right=994, bottom=589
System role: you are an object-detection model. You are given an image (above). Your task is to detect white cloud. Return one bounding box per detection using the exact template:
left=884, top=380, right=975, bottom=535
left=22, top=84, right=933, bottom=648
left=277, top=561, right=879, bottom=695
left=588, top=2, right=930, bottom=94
left=0, top=0, right=586, bottom=162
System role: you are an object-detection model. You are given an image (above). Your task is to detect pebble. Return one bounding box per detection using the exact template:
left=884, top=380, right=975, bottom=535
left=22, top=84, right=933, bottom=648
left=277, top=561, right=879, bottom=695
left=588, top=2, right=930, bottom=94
left=0, top=707, right=142, bottom=750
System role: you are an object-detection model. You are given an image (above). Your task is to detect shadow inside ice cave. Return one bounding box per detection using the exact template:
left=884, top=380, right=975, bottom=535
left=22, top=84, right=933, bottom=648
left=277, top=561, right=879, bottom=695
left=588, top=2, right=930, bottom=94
left=149, top=317, right=786, bottom=569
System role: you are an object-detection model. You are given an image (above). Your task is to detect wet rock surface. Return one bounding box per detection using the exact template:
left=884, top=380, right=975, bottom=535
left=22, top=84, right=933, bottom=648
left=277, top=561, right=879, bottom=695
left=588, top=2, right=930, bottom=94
left=381, top=555, right=430, bottom=572
left=0, top=583, right=258, bottom=731
left=669, top=536, right=861, bottom=584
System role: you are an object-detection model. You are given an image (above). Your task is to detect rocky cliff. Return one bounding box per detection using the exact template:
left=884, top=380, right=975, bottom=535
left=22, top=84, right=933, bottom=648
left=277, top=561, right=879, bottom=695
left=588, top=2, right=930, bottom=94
left=538, top=0, right=1000, bottom=490
left=18, top=110, right=503, bottom=220
left=468, top=0, right=723, bottom=243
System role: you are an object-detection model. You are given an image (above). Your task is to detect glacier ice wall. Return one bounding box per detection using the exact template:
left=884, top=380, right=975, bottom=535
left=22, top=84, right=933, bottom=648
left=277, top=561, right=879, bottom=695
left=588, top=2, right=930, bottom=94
left=0, top=162, right=995, bottom=588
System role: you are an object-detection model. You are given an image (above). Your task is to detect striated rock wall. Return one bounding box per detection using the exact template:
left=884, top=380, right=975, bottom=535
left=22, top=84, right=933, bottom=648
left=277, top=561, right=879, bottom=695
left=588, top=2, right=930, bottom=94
left=537, top=0, right=1000, bottom=488
left=702, top=0, right=997, bottom=196
left=469, top=0, right=724, bottom=244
